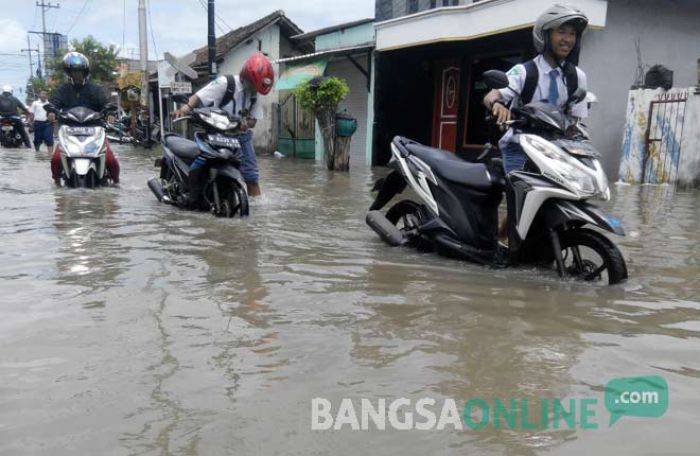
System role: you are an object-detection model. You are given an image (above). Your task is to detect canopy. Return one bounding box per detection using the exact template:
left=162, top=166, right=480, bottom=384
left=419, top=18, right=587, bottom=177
left=276, top=59, right=328, bottom=91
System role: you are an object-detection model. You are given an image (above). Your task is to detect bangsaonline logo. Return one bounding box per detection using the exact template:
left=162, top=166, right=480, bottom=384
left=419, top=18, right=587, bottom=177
left=311, top=376, right=668, bottom=431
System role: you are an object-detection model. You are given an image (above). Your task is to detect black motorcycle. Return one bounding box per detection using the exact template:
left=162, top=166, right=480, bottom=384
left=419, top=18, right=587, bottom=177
left=148, top=107, right=249, bottom=218
left=0, top=114, right=25, bottom=148
left=366, top=71, right=628, bottom=285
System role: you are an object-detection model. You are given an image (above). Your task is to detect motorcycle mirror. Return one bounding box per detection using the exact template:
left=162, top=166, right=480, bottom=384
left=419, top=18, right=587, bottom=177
left=43, top=103, right=57, bottom=114
left=483, top=70, right=510, bottom=90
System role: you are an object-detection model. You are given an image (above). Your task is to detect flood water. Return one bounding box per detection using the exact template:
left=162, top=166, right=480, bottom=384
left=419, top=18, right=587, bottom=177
left=0, top=145, right=698, bottom=455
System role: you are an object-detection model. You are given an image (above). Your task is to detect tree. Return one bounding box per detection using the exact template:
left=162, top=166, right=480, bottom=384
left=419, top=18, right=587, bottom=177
left=25, top=77, right=51, bottom=102
left=46, top=35, right=119, bottom=86
left=295, top=77, right=352, bottom=171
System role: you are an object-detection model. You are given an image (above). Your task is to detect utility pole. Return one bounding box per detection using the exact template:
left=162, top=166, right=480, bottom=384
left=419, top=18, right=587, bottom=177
left=138, top=0, right=152, bottom=146
left=208, top=0, right=216, bottom=79
left=36, top=1, right=60, bottom=73
left=21, top=36, right=40, bottom=80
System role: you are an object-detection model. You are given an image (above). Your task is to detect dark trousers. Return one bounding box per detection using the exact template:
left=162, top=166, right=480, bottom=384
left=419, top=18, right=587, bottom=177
left=33, top=121, right=54, bottom=150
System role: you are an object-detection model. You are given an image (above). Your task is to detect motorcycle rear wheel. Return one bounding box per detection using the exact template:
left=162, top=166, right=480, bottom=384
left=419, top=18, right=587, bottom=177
left=558, top=228, right=628, bottom=285
left=386, top=200, right=433, bottom=252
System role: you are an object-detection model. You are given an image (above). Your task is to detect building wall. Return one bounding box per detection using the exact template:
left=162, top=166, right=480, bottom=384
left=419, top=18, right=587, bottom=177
left=218, top=25, right=282, bottom=153
left=326, top=57, right=371, bottom=169
left=376, top=0, right=470, bottom=20
left=580, top=0, right=700, bottom=176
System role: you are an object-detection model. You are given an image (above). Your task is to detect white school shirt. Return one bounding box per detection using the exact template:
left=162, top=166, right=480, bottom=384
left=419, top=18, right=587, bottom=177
left=29, top=100, right=49, bottom=121
left=195, top=75, right=263, bottom=120
left=498, top=55, right=588, bottom=148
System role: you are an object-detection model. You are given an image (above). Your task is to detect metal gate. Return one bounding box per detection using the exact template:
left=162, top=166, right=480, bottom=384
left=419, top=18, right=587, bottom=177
left=277, top=93, right=315, bottom=159
left=643, top=91, right=688, bottom=184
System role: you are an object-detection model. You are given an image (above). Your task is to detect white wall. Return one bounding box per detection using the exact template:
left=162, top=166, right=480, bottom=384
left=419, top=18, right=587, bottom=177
left=326, top=56, right=371, bottom=169
left=582, top=0, right=700, bottom=175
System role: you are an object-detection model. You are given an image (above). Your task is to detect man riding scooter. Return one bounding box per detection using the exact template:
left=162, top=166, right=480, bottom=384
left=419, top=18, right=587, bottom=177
left=173, top=52, right=274, bottom=204
left=0, top=85, right=33, bottom=148
left=49, top=52, right=120, bottom=185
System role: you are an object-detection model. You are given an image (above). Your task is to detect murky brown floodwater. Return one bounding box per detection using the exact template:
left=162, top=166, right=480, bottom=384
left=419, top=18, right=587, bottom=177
left=0, top=144, right=698, bottom=455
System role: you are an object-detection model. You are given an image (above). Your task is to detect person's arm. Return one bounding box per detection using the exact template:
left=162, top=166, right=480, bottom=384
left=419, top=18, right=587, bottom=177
left=173, top=94, right=202, bottom=118
left=15, top=97, right=30, bottom=115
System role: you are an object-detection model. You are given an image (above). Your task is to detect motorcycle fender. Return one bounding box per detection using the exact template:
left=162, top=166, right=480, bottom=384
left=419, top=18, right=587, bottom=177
left=369, top=170, right=407, bottom=211
left=73, top=158, right=92, bottom=176
left=544, top=200, right=625, bottom=236
left=211, top=164, right=245, bottom=187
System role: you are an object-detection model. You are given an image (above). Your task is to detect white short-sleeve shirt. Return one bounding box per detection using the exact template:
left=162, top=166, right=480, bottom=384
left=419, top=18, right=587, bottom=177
left=497, top=55, right=588, bottom=147
left=499, top=55, right=588, bottom=118
left=195, top=75, right=264, bottom=120
left=29, top=100, right=49, bottom=122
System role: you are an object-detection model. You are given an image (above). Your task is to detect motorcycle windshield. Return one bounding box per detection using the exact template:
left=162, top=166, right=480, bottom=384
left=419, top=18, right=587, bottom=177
left=521, top=101, right=569, bottom=132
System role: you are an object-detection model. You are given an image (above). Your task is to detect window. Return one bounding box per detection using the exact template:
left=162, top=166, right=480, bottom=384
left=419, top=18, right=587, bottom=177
left=407, top=0, right=419, bottom=14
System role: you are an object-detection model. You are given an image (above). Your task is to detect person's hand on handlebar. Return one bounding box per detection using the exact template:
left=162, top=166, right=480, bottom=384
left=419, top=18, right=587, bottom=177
left=491, top=102, right=511, bottom=125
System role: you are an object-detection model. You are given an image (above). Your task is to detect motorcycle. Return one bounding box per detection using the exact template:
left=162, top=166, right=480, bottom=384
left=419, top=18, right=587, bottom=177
left=366, top=70, right=628, bottom=285
left=45, top=103, right=117, bottom=188
left=147, top=107, right=249, bottom=218
left=0, top=114, right=25, bottom=148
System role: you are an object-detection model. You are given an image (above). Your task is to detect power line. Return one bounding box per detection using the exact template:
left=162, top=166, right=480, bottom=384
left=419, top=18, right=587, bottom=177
left=122, top=0, right=127, bottom=56
left=146, top=0, right=159, bottom=58
left=66, top=0, right=91, bottom=34
left=194, top=0, right=228, bottom=34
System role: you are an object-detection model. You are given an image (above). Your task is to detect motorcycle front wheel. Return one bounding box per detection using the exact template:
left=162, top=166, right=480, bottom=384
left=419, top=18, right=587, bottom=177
left=216, top=179, right=249, bottom=218
left=557, top=228, right=628, bottom=285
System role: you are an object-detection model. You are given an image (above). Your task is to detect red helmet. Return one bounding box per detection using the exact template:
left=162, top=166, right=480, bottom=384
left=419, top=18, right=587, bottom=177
left=240, top=52, right=274, bottom=95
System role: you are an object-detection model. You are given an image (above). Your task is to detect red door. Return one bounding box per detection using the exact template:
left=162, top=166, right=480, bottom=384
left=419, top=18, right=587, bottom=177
left=432, top=60, right=460, bottom=152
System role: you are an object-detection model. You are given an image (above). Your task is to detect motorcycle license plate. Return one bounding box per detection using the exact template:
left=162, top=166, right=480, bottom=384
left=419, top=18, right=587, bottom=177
left=208, top=134, right=240, bottom=149
left=1, top=126, right=13, bottom=132
left=66, top=126, right=96, bottom=136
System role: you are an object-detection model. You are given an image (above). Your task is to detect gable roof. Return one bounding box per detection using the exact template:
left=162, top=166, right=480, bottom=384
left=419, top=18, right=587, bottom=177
left=191, top=10, right=305, bottom=68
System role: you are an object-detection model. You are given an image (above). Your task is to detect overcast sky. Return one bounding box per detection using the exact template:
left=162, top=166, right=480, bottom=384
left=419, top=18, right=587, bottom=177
left=0, top=0, right=375, bottom=100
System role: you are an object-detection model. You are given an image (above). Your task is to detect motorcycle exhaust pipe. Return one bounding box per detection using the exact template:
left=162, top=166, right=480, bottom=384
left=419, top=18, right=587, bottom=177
left=147, top=177, right=166, bottom=202
left=366, top=211, right=407, bottom=247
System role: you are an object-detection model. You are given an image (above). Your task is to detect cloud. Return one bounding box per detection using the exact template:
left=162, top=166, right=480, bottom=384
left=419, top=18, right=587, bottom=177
left=0, top=19, right=28, bottom=53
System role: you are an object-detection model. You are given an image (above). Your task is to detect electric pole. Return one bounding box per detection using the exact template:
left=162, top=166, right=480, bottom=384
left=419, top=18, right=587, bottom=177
left=21, top=36, right=39, bottom=80
left=138, top=0, right=152, bottom=146
left=36, top=1, right=60, bottom=73
left=208, top=0, right=216, bottom=79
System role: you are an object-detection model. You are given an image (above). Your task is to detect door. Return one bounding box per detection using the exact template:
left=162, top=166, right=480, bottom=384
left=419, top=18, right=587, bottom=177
left=431, top=60, right=460, bottom=152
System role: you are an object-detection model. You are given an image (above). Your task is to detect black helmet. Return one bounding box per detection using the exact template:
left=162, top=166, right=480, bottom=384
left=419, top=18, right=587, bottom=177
left=62, top=51, right=90, bottom=86
left=533, top=4, right=589, bottom=64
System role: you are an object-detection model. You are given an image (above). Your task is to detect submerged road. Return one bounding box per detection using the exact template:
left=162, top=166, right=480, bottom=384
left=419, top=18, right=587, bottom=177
left=0, top=144, right=699, bottom=455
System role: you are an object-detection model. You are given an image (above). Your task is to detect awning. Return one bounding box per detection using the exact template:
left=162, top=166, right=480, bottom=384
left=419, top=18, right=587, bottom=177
left=375, top=0, right=607, bottom=51
left=275, top=59, right=328, bottom=91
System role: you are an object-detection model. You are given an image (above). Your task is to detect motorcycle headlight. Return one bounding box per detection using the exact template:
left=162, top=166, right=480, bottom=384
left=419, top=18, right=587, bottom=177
left=520, top=134, right=597, bottom=197
left=205, top=112, right=231, bottom=130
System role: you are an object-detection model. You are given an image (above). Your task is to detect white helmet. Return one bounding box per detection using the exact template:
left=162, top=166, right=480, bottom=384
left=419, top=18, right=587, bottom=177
left=533, top=4, right=589, bottom=61
left=2, top=85, right=12, bottom=94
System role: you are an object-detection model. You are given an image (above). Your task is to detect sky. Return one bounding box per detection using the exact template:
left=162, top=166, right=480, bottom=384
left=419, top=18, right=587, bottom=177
left=0, top=0, right=375, bottom=100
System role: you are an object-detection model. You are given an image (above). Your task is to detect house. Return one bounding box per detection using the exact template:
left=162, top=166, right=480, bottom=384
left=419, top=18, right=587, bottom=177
left=162, top=10, right=311, bottom=153
left=370, top=0, right=700, bottom=177
left=276, top=19, right=375, bottom=167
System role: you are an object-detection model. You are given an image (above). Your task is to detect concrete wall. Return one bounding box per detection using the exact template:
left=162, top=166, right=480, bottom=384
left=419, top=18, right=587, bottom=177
left=326, top=57, right=371, bottom=169
left=218, top=25, right=281, bottom=153
left=581, top=0, right=700, bottom=176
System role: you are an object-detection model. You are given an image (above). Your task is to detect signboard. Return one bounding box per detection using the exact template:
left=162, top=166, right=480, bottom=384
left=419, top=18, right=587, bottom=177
left=276, top=59, right=328, bottom=91
left=170, top=81, right=192, bottom=94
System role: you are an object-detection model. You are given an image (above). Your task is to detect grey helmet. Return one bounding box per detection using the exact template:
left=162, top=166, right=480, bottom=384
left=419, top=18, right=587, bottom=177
left=533, top=4, right=589, bottom=62
left=62, top=51, right=90, bottom=86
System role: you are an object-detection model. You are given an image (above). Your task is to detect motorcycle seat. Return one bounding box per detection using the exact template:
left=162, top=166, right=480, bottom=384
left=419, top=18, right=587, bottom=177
left=404, top=142, right=494, bottom=191
left=164, top=134, right=200, bottom=163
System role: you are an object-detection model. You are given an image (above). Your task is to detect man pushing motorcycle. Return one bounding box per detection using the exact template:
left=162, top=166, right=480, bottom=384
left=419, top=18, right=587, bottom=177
left=173, top=52, right=274, bottom=203
left=49, top=52, right=120, bottom=185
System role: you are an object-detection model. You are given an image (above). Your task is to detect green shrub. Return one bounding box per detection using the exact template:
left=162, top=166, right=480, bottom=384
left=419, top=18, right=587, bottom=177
left=295, top=77, right=349, bottom=113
